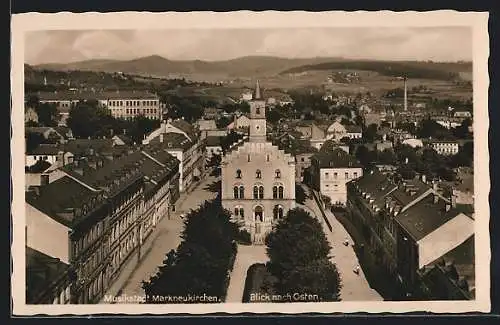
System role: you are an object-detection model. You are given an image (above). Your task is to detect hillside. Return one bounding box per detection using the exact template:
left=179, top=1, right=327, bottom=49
left=33, top=55, right=345, bottom=79
left=280, top=60, right=473, bottom=81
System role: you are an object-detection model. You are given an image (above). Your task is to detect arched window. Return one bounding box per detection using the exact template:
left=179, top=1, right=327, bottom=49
left=256, top=169, right=262, bottom=179
left=253, top=186, right=259, bottom=199
left=239, top=186, right=245, bottom=199
left=278, top=186, right=284, bottom=199
left=236, top=169, right=242, bottom=178
left=239, top=208, right=244, bottom=218
left=255, top=206, right=263, bottom=222
left=273, top=205, right=284, bottom=220
left=273, top=186, right=278, bottom=199
left=259, top=186, right=264, bottom=199
left=234, top=207, right=244, bottom=218
left=275, top=169, right=281, bottom=178
left=233, top=186, right=239, bottom=199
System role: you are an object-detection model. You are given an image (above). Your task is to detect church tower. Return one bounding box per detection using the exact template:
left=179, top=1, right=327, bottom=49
left=249, top=80, right=267, bottom=143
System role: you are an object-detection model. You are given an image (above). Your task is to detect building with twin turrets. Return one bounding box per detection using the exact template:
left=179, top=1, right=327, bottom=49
left=221, top=81, right=296, bottom=244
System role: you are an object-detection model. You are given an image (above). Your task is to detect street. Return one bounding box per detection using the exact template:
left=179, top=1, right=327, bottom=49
left=301, top=186, right=383, bottom=302
left=112, top=175, right=220, bottom=300
left=226, top=245, right=268, bottom=302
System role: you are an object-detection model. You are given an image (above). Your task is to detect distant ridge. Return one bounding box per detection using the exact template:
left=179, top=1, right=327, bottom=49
left=32, top=55, right=347, bottom=78
left=32, top=55, right=472, bottom=81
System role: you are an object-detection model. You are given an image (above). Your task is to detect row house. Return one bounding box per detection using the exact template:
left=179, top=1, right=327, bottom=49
left=429, top=140, right=460, bottom=156
left=309, top=147, right=363, bottom=205
left=25, top=148, right=180, bottom=304
left=346, top=170, right=475, bottom=299
left=143, top=119, right=205, bottom=193
left=36, top=90, right=161, bottom=120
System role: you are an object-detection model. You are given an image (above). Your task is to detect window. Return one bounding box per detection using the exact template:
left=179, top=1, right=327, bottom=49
left=345, top=172, right=349, bottom=179
left=273, top=205, right=284, bottom=220
left=256, top=170, right=262, bottom=179
left=239, top=186, right=245, bottom=199
left=255, top=206, right=263, bottom=222
left=325, top=172, right=329, bottom=179
left=259, top=186, right=264, bottom=199
left=233, top=186, right=239, bottom=199
left=278, top=186, right=284, bottom=199
left=334, top=184, right=338, bottom=191
left=234, top=208, right=239, bottom=216
left=256, top=107, right=261, bottom=115
left=301, top=157, right=305, bottom=162
left=236, top=169, right=242, bottom=178
left=354, top=172, right=358, bottom=178
left=248, top=154, right=251, bottom=162
left=267, top=155, right=270, bottom=162
left=334, top=172, right=338, bottom=179
left=275, top=169, right=281, bottom=178
left=253, top=186, right=259, bottom=199
left=239, top=208, right=244, bottom=218
left=273, top=186, right=278, bottom=199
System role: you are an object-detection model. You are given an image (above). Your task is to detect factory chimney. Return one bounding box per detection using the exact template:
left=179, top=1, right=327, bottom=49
left=404, top=76, right=408, bottom=112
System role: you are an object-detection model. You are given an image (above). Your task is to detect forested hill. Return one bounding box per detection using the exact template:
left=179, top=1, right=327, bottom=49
left=279, top=60, right=472, bottom=81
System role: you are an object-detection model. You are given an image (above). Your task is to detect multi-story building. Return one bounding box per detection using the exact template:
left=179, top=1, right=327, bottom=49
left=346, top=170, right=475, bottom=299
left=309, top=147, right=363, bottom=205
left=429, top=140, right=460, bottom=156
left=25, top=148, right=180, bottom=304
left=143, top=118, right=205, bottom=193
left=36, top=91, right=161, bottom=120
left=221, top=81, right=296, bottom=245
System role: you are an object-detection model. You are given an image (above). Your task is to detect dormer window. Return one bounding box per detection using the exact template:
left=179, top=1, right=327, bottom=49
left=256, top=169, right=262, bottom=179
left=236, top=169, right=242, bottom=178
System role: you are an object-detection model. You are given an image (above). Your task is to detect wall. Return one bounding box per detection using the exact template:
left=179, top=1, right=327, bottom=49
left=26, top=204, right=70, bottom=264
left=320, top=167, right=363, bottom=205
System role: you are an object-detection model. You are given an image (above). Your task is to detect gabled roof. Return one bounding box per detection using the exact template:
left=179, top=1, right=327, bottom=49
left=27, top=144, right=62, bottom=156
left=171, top=119, right=198, bottom=141
left=312, top=147, right=362, bottom=169
left=26, top=176, right=97, bottom=228
left=396, top=195, right=467, bottom=242
left=149, top=132, right=193, bottom=151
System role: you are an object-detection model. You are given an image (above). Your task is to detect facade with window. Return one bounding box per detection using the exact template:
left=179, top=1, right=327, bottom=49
left=310, top=148, right=363, bottom=205
left=221, top=81, right=296, bottom=245
left=37, top=91, right=161, bottom=120
left=25, top=148, right=181, bottom=304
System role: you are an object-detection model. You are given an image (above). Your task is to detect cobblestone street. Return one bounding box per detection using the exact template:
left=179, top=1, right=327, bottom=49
left=301, top=185, right=383, bottom=301
left=109, top=175, right=220, bottom=301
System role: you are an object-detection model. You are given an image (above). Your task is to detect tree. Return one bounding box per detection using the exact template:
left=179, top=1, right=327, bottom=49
left=417, top=118, right=453, bottom=140
left=265, top=208, right=341, bottom=301
left=378, top=148, right=397, bottom=165
left=125, top=116, right=161, bottom=143
left=25, top=132, right=45, bottom=152
left=35, top=102, right=59, bottom=127
left=363, top=123, right=379, bottom=142
left=143, top=200, right=238, bottom=302
left=452, top=118, right=473, bottom=140
left=295, top=184, right=307, bottom=204
left=67, top=100, right=112, bottom=138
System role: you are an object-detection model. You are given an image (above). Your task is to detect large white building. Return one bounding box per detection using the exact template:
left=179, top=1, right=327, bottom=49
left=37, top=90, right=161, bottom=120
left=221, top=81, right=296, bottom=245
left=430, top=140, right=460, bottom=156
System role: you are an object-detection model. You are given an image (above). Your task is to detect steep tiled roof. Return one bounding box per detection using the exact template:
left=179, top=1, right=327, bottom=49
left=26, top=247, right=70, bottom=304
left=395, top=195, right=465, bottom=241
left=149, top=132, right=193, bottom=151
left=63, top=139, right=114, bottom=156
left=26, top=176, right=97, bottom=228
left=171, top=119, right=198, bottom=141
left=389, top=178, right=432, bottom=207
left=206, top=136, right=223, bottom=147
left=27, top=144, right=62, bottom=155
left=312, top=147, right=362, bottom=169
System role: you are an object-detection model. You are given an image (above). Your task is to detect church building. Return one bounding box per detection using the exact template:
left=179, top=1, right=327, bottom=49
left=221, top=81, right=296, bottom=244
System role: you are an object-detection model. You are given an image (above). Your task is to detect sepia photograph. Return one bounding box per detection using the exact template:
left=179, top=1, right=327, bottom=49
left=11, top=11, right=490, bottom=315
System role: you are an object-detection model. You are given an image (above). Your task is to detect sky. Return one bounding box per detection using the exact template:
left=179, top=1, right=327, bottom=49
left=25, top=27, right=472, bottom=65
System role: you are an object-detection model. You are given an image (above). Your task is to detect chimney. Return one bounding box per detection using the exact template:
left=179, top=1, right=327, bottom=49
left=40, top=174, right=49, bottom=186
left=451, top=192, right=456, bottom=208
left=446, top=203, right=452, bottom=212
left=160, top=134, right=164, bottom=143
left=57, top=151, right=65, bottom=167
left=403, top=76, right=408, bottom=112
left=433, top=182, right=438, bottom=192
left=421, top=174, right=426, bottom=184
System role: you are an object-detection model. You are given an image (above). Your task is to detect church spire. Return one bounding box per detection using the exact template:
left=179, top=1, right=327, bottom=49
left=254, top=80, right=261, bottom=100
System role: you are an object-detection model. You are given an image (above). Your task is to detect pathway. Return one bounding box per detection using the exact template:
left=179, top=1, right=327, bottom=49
left=302, top=186, right=383, bottom=301
left=226, top=245, right=268, bottom=303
